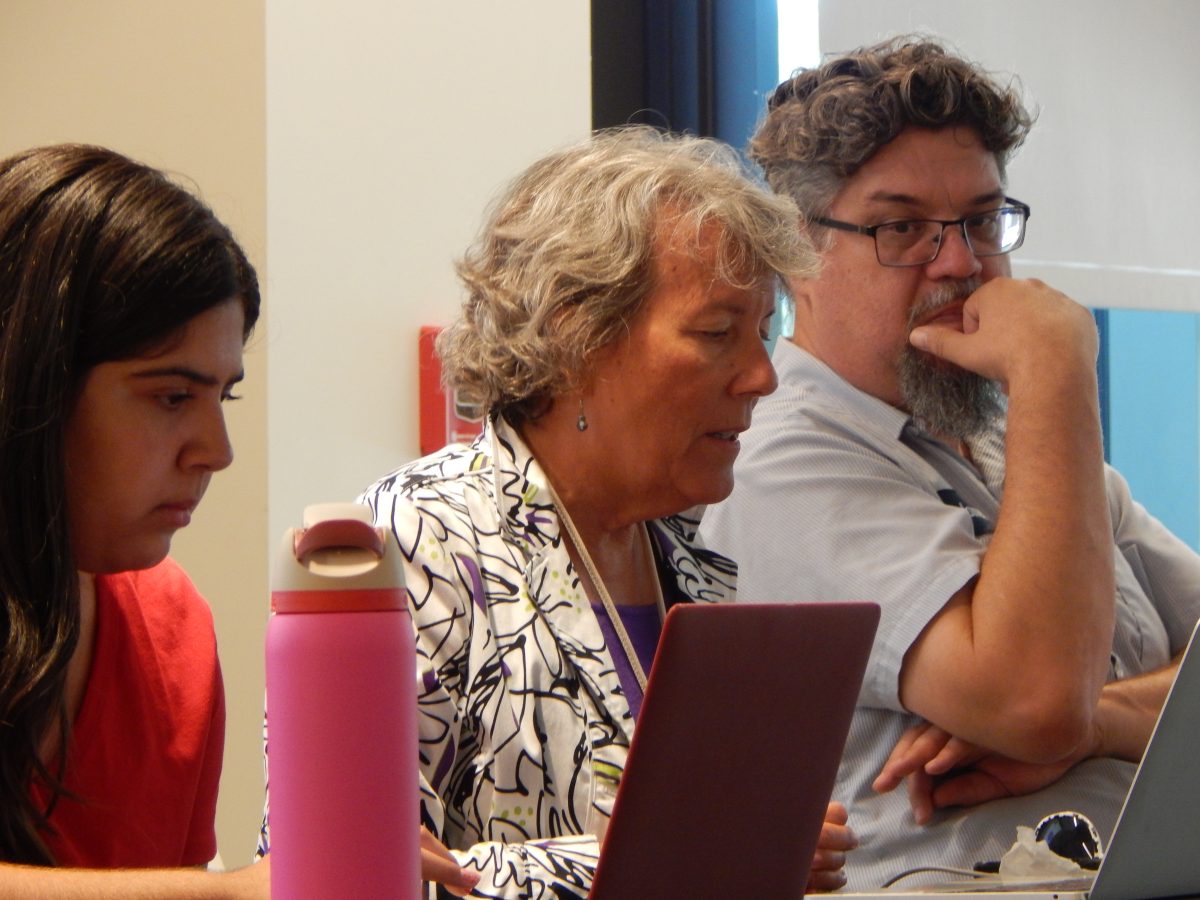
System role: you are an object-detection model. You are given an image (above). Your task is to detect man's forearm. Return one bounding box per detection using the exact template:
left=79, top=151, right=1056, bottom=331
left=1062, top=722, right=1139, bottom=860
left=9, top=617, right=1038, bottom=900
left=972, top=348, right=1115, bottom=737
left=1093, top=656, right=1182, bottom=762
left=902, top=280, right=1116, bottom=761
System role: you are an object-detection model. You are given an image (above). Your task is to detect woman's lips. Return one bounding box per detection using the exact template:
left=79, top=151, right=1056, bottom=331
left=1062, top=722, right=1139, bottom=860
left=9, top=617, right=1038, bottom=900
left=155, top=501, right=197, bottom=528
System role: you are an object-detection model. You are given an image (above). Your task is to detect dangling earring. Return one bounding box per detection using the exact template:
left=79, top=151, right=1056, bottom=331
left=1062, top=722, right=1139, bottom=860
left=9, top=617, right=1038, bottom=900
left=576, top=398, right=588, bottom=432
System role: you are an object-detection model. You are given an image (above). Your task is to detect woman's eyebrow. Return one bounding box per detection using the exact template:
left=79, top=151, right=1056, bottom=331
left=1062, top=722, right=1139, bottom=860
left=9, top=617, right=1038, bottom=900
left=131, top=365, right=245, bottom=386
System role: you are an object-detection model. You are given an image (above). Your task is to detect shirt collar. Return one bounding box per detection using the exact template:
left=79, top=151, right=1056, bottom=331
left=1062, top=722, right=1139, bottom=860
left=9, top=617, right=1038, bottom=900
left=773, top=338, right=912, bottom=441
left=774, top=338, right=1006, bottom=487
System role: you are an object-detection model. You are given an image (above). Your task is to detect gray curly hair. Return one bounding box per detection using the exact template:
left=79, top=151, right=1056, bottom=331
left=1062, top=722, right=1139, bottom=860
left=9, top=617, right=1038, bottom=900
left=436, top=126, right=817, bottom=423
left=751, top=35, right=1035, bottom=243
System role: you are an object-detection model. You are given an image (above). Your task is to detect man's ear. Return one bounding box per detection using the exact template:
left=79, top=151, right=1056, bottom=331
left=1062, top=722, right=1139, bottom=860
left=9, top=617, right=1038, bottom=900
left=782, top=272, right=821, bottom=349
left=784, top=272, right=818, bottom=310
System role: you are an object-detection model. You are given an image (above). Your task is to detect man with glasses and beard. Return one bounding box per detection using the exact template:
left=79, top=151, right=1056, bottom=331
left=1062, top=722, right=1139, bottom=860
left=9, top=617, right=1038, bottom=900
left=701, top=36, right=1200, bottom=891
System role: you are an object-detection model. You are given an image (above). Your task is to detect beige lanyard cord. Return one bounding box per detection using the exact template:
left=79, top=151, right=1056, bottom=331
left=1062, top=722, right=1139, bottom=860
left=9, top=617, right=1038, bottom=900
left=549, top=487, right=666, bottom=692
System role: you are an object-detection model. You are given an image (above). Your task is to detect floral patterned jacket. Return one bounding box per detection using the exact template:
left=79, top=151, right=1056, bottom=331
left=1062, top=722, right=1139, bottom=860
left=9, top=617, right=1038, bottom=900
left=358, top=416, right=738, bottom=898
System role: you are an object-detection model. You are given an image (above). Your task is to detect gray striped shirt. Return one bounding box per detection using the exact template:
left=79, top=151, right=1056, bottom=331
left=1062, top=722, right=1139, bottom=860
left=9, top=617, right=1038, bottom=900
left=701, top=338, right=1200, bottom=890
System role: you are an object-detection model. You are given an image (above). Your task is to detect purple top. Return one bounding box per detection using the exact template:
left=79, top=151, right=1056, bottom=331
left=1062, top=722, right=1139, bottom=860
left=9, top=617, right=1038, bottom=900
left=592, top=603, right=663, bottom=721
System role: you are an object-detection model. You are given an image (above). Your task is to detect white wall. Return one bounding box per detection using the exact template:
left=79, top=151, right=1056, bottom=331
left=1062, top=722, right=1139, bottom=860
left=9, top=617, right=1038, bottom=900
left=266, top=2, right=592, bottom=547
left=819, top=0, right=1200, bottom=312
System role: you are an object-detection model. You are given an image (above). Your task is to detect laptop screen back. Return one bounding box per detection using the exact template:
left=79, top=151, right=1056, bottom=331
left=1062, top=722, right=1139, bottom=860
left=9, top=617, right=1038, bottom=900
left=589, top=601, right=879, bottom=899
left=1090, top=619, right=1200, bottom=900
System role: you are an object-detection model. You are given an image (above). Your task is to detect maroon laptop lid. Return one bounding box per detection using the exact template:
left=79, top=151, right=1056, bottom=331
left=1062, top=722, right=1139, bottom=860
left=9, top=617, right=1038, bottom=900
left=589, top=601, right=879, bottom=899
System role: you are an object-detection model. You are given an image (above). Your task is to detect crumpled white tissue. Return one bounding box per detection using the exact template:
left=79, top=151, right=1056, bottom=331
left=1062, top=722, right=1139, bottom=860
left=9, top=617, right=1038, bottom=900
left=998, top=825, right=1087, bottom=879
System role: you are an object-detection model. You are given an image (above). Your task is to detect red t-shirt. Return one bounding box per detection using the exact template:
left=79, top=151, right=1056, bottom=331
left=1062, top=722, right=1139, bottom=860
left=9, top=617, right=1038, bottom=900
left=31, top=558, right=226, bottom=867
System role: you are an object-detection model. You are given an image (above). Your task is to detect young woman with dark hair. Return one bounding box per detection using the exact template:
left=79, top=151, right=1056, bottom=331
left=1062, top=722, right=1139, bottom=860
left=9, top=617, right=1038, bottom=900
left=0, top=143, right=268, bottom=898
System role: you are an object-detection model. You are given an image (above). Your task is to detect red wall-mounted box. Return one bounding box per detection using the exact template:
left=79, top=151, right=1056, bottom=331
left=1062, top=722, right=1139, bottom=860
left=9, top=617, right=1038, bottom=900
left=418, top=325, right=484, bottom=456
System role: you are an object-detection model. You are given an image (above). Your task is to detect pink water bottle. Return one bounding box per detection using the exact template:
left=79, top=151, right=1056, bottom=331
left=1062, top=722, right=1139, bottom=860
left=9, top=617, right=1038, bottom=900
left=266, top=502, right=419, bottom=899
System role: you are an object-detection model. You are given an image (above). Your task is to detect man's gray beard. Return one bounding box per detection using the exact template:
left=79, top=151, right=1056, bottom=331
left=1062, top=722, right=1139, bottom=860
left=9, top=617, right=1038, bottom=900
left=897, top=279, right=1005, bottom=441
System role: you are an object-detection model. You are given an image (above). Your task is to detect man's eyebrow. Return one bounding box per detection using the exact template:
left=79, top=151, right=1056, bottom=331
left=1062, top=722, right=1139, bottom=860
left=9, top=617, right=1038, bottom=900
left=863, top=189, right=1007, bottom=209
left=863, top=190, right=923, bottom=206
left=132, top=365, right=245, bottom=386
left=967, top=189, right=1007, bottom=206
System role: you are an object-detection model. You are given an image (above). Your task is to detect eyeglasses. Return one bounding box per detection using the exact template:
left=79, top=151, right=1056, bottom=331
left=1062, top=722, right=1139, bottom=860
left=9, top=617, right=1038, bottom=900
left=1035, top=811, right=1104, bottom=870
left=812, top=198, right=1031, bottom=267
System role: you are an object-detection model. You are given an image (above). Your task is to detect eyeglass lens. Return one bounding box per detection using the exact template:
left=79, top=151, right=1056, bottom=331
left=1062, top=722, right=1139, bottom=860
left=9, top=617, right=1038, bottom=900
left=875, top=207, right=1026, bottom=266
left=1035, top=811, right=1103, bottom=869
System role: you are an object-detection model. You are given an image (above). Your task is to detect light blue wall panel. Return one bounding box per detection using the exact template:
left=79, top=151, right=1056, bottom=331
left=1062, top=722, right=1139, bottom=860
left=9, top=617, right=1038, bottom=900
left=1107, top=310, right=1200, bottom=549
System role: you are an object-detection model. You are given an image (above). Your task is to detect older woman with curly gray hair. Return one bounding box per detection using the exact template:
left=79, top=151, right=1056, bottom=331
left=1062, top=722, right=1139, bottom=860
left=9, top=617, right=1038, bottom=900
left=354, top=127, right=856, bottom=897
left=443, top=126, right=807, bottom=425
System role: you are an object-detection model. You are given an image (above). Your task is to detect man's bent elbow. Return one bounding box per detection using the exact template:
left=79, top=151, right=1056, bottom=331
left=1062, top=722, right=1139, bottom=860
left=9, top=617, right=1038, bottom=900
left=1002, top=696, right=1096, bottom=764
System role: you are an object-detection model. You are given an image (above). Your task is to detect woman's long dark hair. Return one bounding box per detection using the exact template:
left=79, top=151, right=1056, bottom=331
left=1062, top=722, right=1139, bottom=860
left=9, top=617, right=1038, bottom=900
left=0, top=144, right=260, bottom=864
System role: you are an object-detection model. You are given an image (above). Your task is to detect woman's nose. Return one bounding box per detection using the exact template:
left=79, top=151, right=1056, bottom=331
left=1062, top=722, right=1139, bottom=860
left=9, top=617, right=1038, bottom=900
left=184, top=406, right=234, bottom=472
left=737, top=337, right=779, bottom=398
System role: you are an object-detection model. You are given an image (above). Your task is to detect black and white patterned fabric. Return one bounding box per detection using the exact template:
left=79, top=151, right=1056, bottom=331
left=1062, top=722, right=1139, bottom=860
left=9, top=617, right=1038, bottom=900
left=359, top=416, right=737, bottom=897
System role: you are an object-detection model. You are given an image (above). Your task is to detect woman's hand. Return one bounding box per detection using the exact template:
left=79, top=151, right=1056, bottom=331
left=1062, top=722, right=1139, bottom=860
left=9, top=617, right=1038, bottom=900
left=806, top=801, right=857, bottom=892
left=421, top=826, right=480, bottom=897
